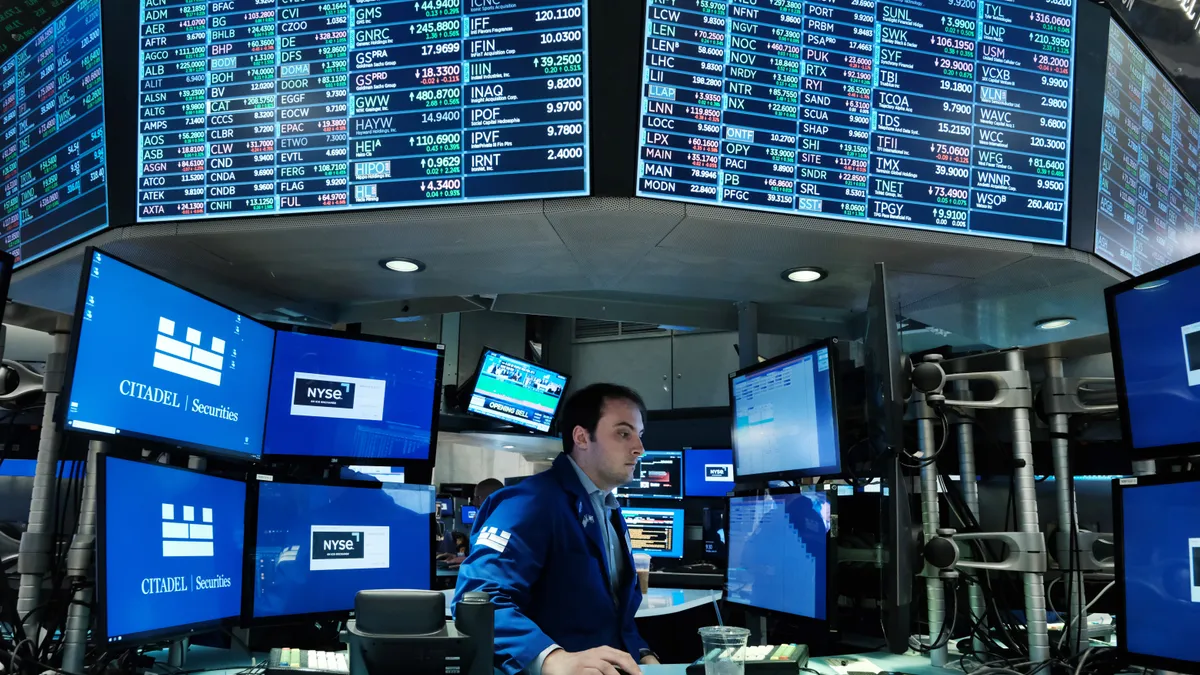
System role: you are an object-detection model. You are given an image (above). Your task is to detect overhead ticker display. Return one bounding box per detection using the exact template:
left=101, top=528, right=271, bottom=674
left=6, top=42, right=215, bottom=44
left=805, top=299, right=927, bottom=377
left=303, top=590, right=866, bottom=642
left=136, top=0, right=589, bottom=221
left=635, top=0, right=1078, bottom=245
left=1, top=0, right=107, bottom=266
left=1094, top=21, right=1200, bottom=276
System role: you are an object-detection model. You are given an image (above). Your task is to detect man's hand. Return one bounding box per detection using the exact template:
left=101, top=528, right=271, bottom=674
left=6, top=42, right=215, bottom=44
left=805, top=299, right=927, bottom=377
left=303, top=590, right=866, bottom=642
left=542, top=646, right=643, bottom=675
left=639, top=654, right=660, bottom=666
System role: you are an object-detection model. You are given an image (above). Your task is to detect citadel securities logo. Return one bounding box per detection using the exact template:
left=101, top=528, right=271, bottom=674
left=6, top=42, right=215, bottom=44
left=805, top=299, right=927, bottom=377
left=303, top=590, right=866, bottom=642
left=309, top=525, right=390, bottom=571
left=290, top=372, right=386, bottom=421
left=161, top=503, right=214, bottom=558
left=153, top=317, right=226, bottom=387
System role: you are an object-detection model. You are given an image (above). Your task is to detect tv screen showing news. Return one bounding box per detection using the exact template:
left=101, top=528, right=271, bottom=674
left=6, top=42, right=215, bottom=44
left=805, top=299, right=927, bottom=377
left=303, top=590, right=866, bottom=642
left=467, top=349, right=567, bottom=433
left=99, top=455, right=245, bottom=644
left=264, top=331, right=443, bottom=462
left=64, top=250, right=275, bottom=460
left=617, top=450, right=683, bottom=500
left=685, top=448, right=735, bottom=498
left=623, top=507, right=684, bottom=559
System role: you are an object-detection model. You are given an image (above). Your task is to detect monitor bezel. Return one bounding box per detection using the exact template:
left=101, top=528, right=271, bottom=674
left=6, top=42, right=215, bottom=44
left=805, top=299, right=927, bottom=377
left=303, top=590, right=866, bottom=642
left=682, top=447, right=736, bottom=498
left=616, top=449, right=684, bottom=501
left=723, top=485, right=838, bottom=624
left=59, top=247, right=276, bottom=462
left=727, top=338, right=843, bottom=480
left=96, top=452, right=247, bottom=646
left=240, top=474, right=437, bottom=627
left=262, top=326, right=446, bottom=466
left=622, top=505, right=686, bottom=560
left=1112, top=471, right=1200, bottom=674
left=1104, top=252, right=1200, bottom=460
left=464, top=346, right=570, bottom=435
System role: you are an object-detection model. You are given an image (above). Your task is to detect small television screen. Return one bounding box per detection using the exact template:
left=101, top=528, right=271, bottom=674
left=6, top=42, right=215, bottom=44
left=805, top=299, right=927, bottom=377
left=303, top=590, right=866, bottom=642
left=685, top=449, right=735, bottom=498
left=617, top=450, right=683, bottom=500
left=702, top=506, right=727, bottom=561
left=435, top=497, right=453, bottom=518
left=623, top=508, right=684, bottom=559
left=460, top=505, right=478, bottom=525
left=467, top=349, right=568, bottom=433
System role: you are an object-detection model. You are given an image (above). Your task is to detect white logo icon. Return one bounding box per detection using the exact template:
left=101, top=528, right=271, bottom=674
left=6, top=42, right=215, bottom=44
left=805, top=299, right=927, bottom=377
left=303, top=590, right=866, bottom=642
left=154, top=317, right=225, bottom=386
left=162, top=503, right=213, bottom=557
left=290, top=372, right=386, bottom=421
left=309, top=525, right=390, bottom=571
left=476, top=526, right=511, bottom=554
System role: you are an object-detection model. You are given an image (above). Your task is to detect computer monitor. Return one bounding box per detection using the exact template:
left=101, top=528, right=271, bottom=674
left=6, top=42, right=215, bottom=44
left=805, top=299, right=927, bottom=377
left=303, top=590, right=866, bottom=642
left=702, top=506, right=727, bottom=561
left=1106, top=254, right=1200, bottom=458
left=1113, top=473, right=1200, bottom=672
left=726, top=488, right=833, bottom=620
left=245, top=478, right=434, bottom=623
left=729, top=339, right=841, bottom=479
left=684, top=449, right=734, bottom=498
left=62, top=249, right=275, bottom=460
left=340, top=465, right=406, bottom=484
left=466, top=348, right=568, bottom=433
left=616, top=450, right=683, bottom=500
left=623, top=508, right=684, bottom=559
left=264, top=330, right=444, bottom=462
left=435, top=497, right=453, bottom=518
left=97, top=455, right=246, bottom=645
left=460, top=505, right=478, bottom=525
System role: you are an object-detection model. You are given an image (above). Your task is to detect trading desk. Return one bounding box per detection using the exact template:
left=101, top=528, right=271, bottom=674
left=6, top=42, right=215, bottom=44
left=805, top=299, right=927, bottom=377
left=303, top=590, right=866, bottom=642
left=438, top=587, right=722, bottom=619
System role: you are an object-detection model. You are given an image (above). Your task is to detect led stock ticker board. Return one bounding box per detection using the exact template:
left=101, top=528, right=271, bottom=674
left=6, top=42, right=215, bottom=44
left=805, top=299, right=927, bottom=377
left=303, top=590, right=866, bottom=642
left=636, top=0, right=1078, bottom=245
left=136, top=0, right=589, bottom=221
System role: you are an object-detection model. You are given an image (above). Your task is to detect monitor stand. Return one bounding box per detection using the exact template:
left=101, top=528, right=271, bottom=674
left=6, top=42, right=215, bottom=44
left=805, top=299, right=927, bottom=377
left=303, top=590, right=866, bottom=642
left=168, top=639, right=188, bottom=668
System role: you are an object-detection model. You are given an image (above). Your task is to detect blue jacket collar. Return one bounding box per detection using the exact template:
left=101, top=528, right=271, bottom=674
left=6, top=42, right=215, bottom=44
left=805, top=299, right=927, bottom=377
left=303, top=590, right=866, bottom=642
left=551, top=453, right=591, bottom=499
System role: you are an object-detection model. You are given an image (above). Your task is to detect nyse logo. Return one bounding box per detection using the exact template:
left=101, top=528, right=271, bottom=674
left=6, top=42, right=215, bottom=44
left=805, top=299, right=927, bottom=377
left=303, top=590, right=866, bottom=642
left=312, top=530, right=365, bottom=560
left=294, top=377, right=356, bottom=409
left=310, top=525, right=390, bottom=571
left=705, top=464, right=734, bottom=482
left=290, top=372, right=386, bottom=422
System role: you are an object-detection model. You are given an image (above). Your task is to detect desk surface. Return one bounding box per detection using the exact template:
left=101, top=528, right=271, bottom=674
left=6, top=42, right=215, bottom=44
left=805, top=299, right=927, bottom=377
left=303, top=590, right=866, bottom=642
left=439, top=587, right=722, bottom=619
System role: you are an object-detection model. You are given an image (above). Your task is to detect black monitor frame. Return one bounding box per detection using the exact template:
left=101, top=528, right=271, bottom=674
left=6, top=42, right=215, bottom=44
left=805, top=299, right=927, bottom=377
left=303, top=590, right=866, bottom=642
left=240, top=474, right=436, bottom=628
left=58, top=247, right=276, bottom=463
left=96, top=452, right=247, bottom=646
left=463, top=346, right=570, bottom=435
left=262, top=326, right=446, bottom=466
left=1112, top=471, right=1200, bottom=674
left=682, top=447, right=735, bottom=499
left=727, top=338, right=843, bottom=481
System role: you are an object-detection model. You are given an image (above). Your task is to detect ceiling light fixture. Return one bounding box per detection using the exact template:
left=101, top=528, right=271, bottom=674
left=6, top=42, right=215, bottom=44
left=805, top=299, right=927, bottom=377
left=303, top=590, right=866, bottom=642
left=1034, top=317, right=1075, bottom=330
left=781, top=267, right=828, bottom=283
left=380, top=258, right=426, bottom=273
left=502, top=444, right=515, bottom=450
left=1134, top=278, right=1169, bottom=290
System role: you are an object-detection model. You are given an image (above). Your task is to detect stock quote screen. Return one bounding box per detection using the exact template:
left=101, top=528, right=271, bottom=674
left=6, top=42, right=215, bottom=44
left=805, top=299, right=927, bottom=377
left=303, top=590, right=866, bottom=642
left=635, top=0, right=1078, bottom=244
left=1093, top=21, right=1200, bottom=276
left=136, top=0, right=589, bottom=221
left=1, top=0, right=106, bottom=266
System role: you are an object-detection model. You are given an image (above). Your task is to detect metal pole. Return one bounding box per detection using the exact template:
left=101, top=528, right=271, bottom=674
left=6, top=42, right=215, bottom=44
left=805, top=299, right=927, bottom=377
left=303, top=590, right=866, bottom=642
left=1006, top=350, right=1049, bottom=663
left=16, top=314, right=72, bottom=642
left=914, top=392, right=947, bottom=666
left=951, top=380, right=987, bottom=656
left=736, top=302, right=759, bottom=370
left=61, top=441, right=103, bottom=674
left=1045, top=357, right=1086, bottom=654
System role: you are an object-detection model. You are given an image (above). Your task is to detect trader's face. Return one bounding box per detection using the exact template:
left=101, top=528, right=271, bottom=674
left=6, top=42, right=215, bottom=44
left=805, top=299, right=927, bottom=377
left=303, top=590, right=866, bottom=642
left=575, top=398, right=645, bottom=490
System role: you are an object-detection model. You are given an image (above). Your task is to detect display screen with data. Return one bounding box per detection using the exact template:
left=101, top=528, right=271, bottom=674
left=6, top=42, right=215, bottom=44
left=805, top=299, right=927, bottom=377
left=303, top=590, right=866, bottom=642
left=623, top=507, right=684, bottom=558
left=635, top=0, right=1078, bottom=244
left=136, top=0, right=589, bottom=221
left=1, top=0, right=107, bottom=266
left=1093, top=22, right=1200, bottom=276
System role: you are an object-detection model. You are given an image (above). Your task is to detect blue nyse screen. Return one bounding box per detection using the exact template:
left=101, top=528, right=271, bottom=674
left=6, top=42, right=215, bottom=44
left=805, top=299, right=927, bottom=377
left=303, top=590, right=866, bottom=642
left=250, top=480, right=434, bottom=620
left=101, top=456, right=246, bottom=643
left=135, top=0, right=589, bottom=221
left=65, top=251, right=275, bottom=459
left=0, top=0, right=107, bottom=266
left=467, top=349, right=567, bottom=433
left=635, top=0, right=1077, bottom=244
left=265, top=332, right=442, bottom=461
left=685, top=448, right=735, bottom=497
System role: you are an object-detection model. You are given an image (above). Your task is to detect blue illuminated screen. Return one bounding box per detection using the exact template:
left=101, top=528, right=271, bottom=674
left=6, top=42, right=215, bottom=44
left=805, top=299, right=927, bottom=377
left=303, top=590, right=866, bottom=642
left=460, top=504, right=478, bottom=524
left=101, top=455, right=245, bottom=643
left=1, top=0, right=107, bottom=266
left=684, top=448, right=734, bottom=498
left=65, top=251, right=275, bottom=459
left=135, top=0, right=589, bottom=221
left=731, top=345, right=839, bottom=477
left=623, top=507, right=684, bottom=559
left=727, top=489, right=830, bottom=619
left=635, top=0, right=1078, bottom=245
left=251, top=480, right=434, bottom=620
left=264, top=331, right=442, bottom=461
left=468, top=349, right=567, bottom=433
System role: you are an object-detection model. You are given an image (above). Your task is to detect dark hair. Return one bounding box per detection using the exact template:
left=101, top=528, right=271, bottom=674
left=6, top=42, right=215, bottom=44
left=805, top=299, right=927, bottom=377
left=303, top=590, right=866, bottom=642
left=474, top=478, right=504, bottom=505
left=560, top=383, right=647, bottom=455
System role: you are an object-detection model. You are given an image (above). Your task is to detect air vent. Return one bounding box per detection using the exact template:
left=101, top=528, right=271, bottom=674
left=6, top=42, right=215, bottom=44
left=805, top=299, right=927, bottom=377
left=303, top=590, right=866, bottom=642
left=573, top=319, right=668, bottom=341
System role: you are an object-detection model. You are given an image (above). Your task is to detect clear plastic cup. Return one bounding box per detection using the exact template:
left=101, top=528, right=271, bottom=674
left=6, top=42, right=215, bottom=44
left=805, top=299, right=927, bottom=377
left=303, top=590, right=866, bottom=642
left=697, top=626, right=750, bottom=675
left=632, top=552, right=652, bottom=594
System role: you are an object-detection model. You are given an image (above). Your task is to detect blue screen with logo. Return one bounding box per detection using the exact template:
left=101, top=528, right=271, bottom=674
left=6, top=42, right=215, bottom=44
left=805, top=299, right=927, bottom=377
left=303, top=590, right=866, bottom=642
left=251, top=480, right=434, bottom=620
left=65, top=251, right=275, bottom=458
left=101, top=456, right=245, bottom=643
left=685, top=449, right=735, bottom=498
left=264, top=331, right=442, bottom=461
left=1120, top=478, right=1200, bottom=665
left=623, top=508, right=684, bottom=559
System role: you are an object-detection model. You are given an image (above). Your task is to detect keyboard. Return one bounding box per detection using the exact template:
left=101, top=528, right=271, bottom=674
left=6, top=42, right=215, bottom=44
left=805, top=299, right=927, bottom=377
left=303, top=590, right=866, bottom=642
left=267, top=648, right=349, bottom=675
left=685, top=643, right=809, bottom=675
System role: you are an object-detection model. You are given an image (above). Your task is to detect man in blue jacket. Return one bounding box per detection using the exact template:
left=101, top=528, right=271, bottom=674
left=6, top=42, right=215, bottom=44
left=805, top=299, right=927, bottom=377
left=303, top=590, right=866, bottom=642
left=454, top=383, right=659, bottom=675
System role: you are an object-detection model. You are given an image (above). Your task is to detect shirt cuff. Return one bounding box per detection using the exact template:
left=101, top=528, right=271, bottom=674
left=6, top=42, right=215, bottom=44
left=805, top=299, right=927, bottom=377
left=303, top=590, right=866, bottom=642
left=527, top=644, right=562, bottom=675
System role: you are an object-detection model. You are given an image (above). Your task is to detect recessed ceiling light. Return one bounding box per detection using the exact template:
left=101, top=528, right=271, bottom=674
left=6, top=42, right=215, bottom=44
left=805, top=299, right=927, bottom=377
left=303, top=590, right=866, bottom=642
left=1034, top=317, right=1075, bottom=330
left=502, top=444, right=514, bottom=450
left=1134, top=278, right=1169, bottom=290
left=781, top=267, right=827, bottom=283
left=380, top=258, right=425, bottom=273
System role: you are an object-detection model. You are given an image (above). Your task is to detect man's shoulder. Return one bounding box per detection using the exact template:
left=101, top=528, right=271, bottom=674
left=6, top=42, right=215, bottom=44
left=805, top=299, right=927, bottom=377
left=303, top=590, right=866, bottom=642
left=480, top=471, right=565, bottom=520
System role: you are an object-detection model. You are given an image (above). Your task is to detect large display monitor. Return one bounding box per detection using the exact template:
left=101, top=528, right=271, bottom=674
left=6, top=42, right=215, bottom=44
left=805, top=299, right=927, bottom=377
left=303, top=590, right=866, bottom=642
left=617, top=450, right=683, bottom=500
left=635, top=0, right=1078, bottom=245
left=97, top=455, right=246, bottom=645
left=1094, top=20, right=1200, bottom=276
left=623, top=507, right=684, bottom=559
left=62, top=249, right=275, bottom=460
left=0, top=0, right=108, bottom=266
left=134, top=0, right=589, bottom=221
left=726, top=488, right=832, bottom=620
left=1113, top=473, right=1200, bottom=672
left=264, top=330, right=444, bottom=463
left=729, top=340, right=841, bottom=479
left=684, top=448, right=734, bottom=498
left=466, top=348, right=568, bottom=434
left=245, top=478, right=434, bottom=623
